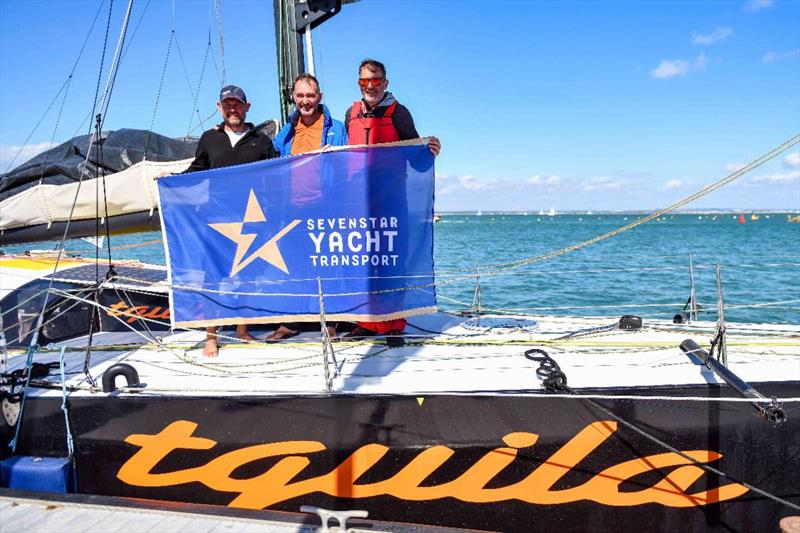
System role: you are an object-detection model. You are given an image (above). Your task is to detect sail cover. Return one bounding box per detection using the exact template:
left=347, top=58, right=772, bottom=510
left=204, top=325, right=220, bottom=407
left=0, top=124, right=275, bottom=245
left=0, top=129, right=196, bottom=245
left=0, top=128, right=198, bottom=200
left=158, top=141, right=436, bottom=327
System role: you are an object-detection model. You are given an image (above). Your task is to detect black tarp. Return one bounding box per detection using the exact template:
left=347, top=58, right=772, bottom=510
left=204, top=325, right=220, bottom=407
left=0, top=123, right=278, bottom=245
left=0, top=129, right=199, bottom=201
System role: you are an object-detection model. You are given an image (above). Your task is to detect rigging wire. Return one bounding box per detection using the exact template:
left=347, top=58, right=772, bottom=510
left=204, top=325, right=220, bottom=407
left=209, top=34, right=223, bottom=88
left=20, top=0, right=116, bottom=388
left=214, top=0, right=226, bottom=86
left=92, top=128, right=800, bottom=300
left=70, top=109, right=95, bottom=140
left=173, top=36, right=206, bottom=137
left=525, top=350, right=799, bottom=510
left=3, top=0, right=107, bottom=173
left=184, top=35, right=213, bottom=138
left=118, top=0, right=152, bottom=63
left=485, top=135, right=800, bottom=276
left=188, top=109, right=220, bottom=136
left=3, top=83, right=65, bottom=173
left=435, top=261, right=800, bottom=278
left=86, top=0, right=115, bottom=137
left=144, top=30, right=176, bottom=159
left=97, top=0, right=134, bottom=125
left=13, top=0, right=136, bottom=394
left=86, top=0, right=136, bottom=385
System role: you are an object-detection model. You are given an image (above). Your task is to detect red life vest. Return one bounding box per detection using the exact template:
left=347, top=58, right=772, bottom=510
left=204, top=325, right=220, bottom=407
left=347, top=101, right=401, bottom=145
left=348, top=100, right=407, bottom=334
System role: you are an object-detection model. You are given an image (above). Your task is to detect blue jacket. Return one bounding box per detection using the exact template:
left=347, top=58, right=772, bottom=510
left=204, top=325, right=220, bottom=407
left=272, top=104, right=347, bottom=156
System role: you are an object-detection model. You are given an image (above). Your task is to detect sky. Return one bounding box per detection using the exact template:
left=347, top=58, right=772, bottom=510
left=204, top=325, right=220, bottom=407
left=1, top=0, right=798, bottom=212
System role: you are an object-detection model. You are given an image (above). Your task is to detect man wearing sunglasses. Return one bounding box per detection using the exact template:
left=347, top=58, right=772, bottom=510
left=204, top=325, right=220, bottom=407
left=344, top=59, right=440, bottom=342
left=345, top=59, right=440, bottom=155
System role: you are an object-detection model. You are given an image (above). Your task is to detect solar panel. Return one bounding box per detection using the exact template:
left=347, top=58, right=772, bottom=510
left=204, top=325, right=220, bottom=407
left=46, top=264, right=167, bottom=287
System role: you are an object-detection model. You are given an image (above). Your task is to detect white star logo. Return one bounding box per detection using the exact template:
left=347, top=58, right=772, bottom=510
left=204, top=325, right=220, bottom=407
left=208, top=189, right=301, bottom=276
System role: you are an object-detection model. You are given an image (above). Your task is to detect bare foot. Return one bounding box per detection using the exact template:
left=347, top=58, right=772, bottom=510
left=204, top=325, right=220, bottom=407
left=236, top=325, right=257, bottom=342
left=266, top=325, right=298, bottom=342
left=203, top=338, right=219, bottom=357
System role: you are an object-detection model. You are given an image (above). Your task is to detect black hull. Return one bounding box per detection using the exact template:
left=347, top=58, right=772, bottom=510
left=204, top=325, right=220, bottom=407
left=3, top=383, right=798, bottom=532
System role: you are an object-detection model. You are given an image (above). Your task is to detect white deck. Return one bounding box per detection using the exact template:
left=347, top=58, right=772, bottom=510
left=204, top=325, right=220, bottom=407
left=0, top=494, right=316, bottom=533
left=6, top=312, right=799, bottom=399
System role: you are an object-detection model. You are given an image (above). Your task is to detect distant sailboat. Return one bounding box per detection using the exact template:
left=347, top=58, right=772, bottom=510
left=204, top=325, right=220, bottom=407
left=476, top=209, right=483, bottom=216
left=538, top=209, right=545, bottom=216
left=548, top=206, right=556, bottom=216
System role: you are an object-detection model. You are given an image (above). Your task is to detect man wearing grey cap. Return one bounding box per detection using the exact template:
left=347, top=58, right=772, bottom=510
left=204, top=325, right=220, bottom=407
left=185, top=85, right=278, bottom=173
left=184, top=85, right=280, bottom=356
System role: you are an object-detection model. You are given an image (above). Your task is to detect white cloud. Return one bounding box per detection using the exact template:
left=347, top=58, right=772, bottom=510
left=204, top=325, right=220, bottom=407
left=526, top=174, right=564, bottom=187
left=763, top=49, right=800, bottom=63
left=434, top=166, right=793, bottom=211
left=580, top=176, right=631, bottom=192
left=744, top=0, right=773, bottom=11
left=457, top=175, right=492, bottom=191
left=651, top=53, right=707, bottom=79
left=752, top=170, right=800, bottom=183
left=0, top=141, right=56, bottom=172
left=660, top=179, right=684, bottom=191
left=692, top=27, right=733, bottom=45
left=724, top=163, right=746, bottom=173
left=783, top=152, right=800, bottom=168
left=437, top=174, right=496, bottom=195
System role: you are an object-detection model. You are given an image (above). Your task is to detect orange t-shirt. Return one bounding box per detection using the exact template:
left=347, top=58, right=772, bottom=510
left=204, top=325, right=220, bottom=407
left=290, top=115, right=324, bottom=155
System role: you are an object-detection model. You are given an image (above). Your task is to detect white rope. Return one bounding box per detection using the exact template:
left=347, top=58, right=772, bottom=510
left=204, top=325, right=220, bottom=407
left=437, top=261, right=800, bottom=278
left=436, top=291, right=800, bottom=316
left=46, top=287, right=329, bottom=360
left=58, top=346, right=75, bottom=457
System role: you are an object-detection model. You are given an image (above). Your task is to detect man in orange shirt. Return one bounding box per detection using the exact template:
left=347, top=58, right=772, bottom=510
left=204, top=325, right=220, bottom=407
left=272, top=73, right=347, bottom=156
left=267, top=74, right=347, bottom=341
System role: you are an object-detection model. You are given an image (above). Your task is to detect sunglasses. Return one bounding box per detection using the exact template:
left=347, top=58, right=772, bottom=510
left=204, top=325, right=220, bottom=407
left=358, top=78, right=384, bottom=88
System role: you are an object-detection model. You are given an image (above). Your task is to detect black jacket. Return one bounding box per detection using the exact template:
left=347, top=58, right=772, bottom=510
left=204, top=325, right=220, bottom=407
left=184, top=122, right=279, bottom=173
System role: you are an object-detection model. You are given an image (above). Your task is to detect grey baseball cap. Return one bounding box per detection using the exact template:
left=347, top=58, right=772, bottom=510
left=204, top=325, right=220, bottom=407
left=219, top=85, right=247, bottom=103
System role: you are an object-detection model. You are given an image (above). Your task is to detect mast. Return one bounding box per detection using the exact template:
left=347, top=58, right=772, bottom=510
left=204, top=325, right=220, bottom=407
left=274, top=0, right=352, bottom=126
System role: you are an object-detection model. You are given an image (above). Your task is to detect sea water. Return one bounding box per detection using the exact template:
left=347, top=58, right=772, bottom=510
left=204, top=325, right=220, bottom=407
left=9, top=213, right=800, bottom=324
left=433, top=213, right=800, bottom=325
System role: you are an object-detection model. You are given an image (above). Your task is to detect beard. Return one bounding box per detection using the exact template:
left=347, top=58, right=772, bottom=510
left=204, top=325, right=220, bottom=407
left=225, top=114, right=243, bottom=127
left=362, top=90, right=384, bottom=108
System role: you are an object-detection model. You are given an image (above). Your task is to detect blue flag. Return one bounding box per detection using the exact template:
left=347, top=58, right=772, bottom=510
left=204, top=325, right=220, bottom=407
left=158, top=141, right=436, bottom=327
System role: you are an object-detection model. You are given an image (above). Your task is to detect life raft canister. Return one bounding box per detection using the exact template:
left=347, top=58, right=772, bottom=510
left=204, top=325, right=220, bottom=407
left=347, top=101, right=401, bottom=145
